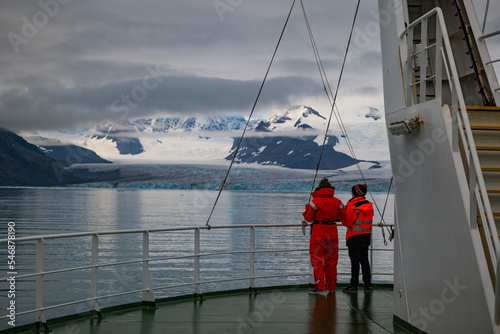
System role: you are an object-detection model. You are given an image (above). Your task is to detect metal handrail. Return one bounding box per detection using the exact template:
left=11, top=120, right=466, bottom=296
left=479, top=29, right=500, bottom=40
left=481, top=0, right=490, bottom=33
left=485, top=58, right=500, bottom=65
left=496, top=246, right=500, bottom=325
left=400, top=6, right=500, bottom=327
left=400, top=7, right=499, bottom=262
left=0, top=223, right=394, bottom=328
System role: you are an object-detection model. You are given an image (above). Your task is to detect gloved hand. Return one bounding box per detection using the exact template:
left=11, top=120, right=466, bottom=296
left=301, top=220, right=309, bottom=235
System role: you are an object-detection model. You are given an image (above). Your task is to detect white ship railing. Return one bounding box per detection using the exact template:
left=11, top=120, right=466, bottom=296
left=476, top=0, right=500, bottom=44
left=473, top=0, right=500, bottom=98
left=400, top=6, right=499, bottom=325
left=496, top=247, right=500, bottom=325
left=401, top=6, right=498, bottom=266
left=480, top=29, right=500, bottom=94
left=0, top=223, right=394, bottom=330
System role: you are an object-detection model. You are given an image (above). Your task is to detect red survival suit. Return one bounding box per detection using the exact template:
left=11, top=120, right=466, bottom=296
left=303, top=186, right=354, bottom=292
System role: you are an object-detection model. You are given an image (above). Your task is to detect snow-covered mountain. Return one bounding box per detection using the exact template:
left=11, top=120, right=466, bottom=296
left=254, top=106, right=327, bottom=132
left=226, top=106, right=358, bottom=169
left=132, top=116, right=256, bottom=133
left=227, top=135, right=360, bottom=169
left=23, top=105, right=389, bottom=169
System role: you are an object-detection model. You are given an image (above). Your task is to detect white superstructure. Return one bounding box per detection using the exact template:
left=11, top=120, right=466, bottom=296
left=378, top=0, right=500, bottom=332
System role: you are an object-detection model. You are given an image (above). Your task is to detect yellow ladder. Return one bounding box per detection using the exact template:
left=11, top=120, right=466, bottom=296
left=467, top=106, right=500, bottom=235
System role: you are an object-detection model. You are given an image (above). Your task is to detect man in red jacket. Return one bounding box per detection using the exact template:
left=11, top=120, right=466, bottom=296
left=342, top=183, right=374, bottom=293
left=303, top=178, right=354, bottom=295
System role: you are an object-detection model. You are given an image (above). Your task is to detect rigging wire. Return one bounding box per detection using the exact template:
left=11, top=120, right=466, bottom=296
left=300, top=0, right=392, bottom=235
left=205, top=0, right=393, bottom=236
left=299, top=1, right=334, bottom=106
left=378, top=177, right=394, bottom=246
left=205, top=0, right=297, bottom=229
left=300, top=0, right=362, bottom=201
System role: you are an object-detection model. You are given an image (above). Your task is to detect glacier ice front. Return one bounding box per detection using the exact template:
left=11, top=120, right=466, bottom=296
left=68, top=163, right=393, bottom=192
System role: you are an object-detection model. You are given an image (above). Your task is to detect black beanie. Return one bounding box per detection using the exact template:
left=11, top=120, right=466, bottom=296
left=352, top=184, right=367, bottom=197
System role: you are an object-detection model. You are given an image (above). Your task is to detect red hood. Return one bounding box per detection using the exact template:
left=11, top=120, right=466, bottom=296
left=311, top=186, right=335, bottom=198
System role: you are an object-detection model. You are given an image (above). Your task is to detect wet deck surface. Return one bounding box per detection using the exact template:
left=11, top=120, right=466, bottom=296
left=24, top=286, right=411, bottom=334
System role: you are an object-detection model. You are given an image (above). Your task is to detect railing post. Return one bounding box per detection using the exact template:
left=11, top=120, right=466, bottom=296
left=496, top=247, right=500, bottom=325
left=35, top=238, right=48, bottom=331
left=249, top=226, right=255, bottom=290
left=142, top=231, right=155, bottom=306
left=90, top=234, right=101, bottom=318
left=419, top=17, right=428, bottom=103
left=406, top=27, right=414, bottom=106
left=469, top=150, right=478, bottom=229
left=481, top=0, right=490, bottom=33
left=194, top=229, right=202, bottom=296
left=451, top=89, right=459, bottom=152
left=370, top=232, right=374, bottom=279
left=434, top=18, right=443, bottom=99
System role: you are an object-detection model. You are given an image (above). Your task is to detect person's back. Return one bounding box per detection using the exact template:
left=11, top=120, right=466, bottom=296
left=303, top=178, right=353, bottom=294
left=345, top=195, right=373, bottom=244
left=303, top=186, right=342, bottom=223
left=343, top=184, right=374, bottom=293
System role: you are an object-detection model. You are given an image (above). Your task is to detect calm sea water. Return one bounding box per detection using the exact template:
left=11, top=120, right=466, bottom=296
left=0, top=187, right=394, bottom=329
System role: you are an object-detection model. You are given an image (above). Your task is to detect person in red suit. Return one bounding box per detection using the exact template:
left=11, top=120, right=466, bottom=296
left=303, top=178, right=354, bottom=295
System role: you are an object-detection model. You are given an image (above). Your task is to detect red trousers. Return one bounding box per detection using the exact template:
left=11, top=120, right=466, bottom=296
left=309, top=224, right=339, bottom=291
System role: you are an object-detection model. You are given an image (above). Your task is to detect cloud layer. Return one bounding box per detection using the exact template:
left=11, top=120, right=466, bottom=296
left=0, top=0, right=386, bottom=131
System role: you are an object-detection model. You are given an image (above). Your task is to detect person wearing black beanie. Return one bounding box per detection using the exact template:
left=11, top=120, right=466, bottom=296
left=343, top=184, right=373, bottom=293
left=351, top=183, right=368, bottom=198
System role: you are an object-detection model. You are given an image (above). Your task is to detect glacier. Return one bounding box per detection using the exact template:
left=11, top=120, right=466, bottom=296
left=68, top=162, right=393, bottom=193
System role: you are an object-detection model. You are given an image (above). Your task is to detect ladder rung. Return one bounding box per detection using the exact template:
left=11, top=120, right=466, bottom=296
left=469, top=125, right=500, bottom=131
left=481, top=213, right=500, bottom=218
left=473, top=146, right=500, bottom=151
left=482, top=168, right=500, bottom=172
left=479, top=190, right=500, bottom=194
left=462, top=106, right=500, bottom=111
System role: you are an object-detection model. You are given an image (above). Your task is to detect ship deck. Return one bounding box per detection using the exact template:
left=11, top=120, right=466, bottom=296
left=13, top=285, right=411, bottom=334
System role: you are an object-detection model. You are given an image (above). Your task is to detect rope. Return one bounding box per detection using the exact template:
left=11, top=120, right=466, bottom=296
left=205, top=0, right=297, bottom=229
left=300, top=0, right=362, bottom=201
left=300, top=0, right=391, bottom=235
left=378, top=177, right=393, bottom=246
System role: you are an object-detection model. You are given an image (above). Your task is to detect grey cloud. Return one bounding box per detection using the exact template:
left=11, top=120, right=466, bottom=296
left=356, top=86, right=381, bottom=96
left=274, top=58, right=342, bottom=77
left=0, top=0, right=389, bottom=133
left=0, top=74, right=323, bottom=131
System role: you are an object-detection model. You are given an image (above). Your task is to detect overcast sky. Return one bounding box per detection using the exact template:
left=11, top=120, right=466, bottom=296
left=0, top=0, right=392, bottom=131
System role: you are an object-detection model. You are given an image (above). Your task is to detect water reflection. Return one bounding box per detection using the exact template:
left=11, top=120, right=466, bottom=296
left=346, top=292, right=374, bottom=334
left=308, top=294, right=337, bottom=334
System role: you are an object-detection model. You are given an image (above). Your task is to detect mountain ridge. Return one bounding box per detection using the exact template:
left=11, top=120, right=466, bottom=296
left=0, top=128, right=82, bottom=186
left=22, top=105, right=388, bottom=167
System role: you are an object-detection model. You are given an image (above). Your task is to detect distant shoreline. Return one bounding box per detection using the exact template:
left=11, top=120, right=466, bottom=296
left=62, top=162, right=394, bottom=192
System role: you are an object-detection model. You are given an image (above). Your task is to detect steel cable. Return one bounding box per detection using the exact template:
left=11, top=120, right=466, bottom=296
left=205, top=0, right=297, bottom=228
